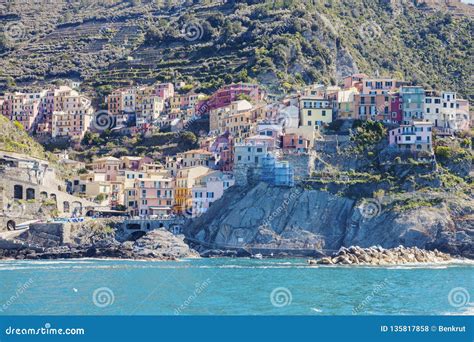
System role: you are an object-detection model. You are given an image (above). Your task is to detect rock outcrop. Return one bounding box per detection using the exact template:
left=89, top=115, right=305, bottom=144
left=308, top=246, right=452, bottom=265
left=186, top=182, right=474, bottom=258
left=0, top=223, right=199, bottom=260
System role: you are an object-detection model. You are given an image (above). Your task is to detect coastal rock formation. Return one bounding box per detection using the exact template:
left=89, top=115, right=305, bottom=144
left=0, top=223, right=198, bottom=260
left=131, top=229, right=199, bottom=259
left=186, top=182, right=474, bottom=258
left=308, top=246, right=452, bottom=266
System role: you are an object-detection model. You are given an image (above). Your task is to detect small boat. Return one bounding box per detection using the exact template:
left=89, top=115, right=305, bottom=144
left=251, top=253, right=263, bottom=259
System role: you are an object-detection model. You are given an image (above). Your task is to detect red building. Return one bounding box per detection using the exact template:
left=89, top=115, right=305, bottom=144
left=198, top=83, right=263, bottom=115
left=390, top=92, right=402, bottom=124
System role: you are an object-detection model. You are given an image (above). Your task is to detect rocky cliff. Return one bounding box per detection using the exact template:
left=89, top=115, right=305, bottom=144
left=186, top=182, right=474, bottom=258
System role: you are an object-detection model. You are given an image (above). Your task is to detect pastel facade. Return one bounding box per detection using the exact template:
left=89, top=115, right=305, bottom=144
left=361, top=77, right=399, bottom=95
left=354, top=93, right=391, bottom=122
left=191, top=171, right=235, bottom=217
left=389, top=121, right=433, bottom=152
left=299, top=97, right=332, bottom=127
left=205, top=83, right=262, bottom=111
left=424, top=90, right=443, bottom=127
left=88, top=156, right=121, bottom=182
left=178, top=149, right=214, bottom=168
left=154, top=82, right=175, bottom=100
left=342, top=73, right=368, bottom=92
left=209, top=133, right=234, bottom=172
left=282, top=133, right=310, bottom=152
left=209, top=100, right=252, bottom=134
left=1, top=86, right=92, bottom=137
left=234, top=141, right=268, bottom=168
left=400, top=86, right=425, bottom=125
left=332, top=87, right=359, bottom=120
left=174, top=166, right=212, bottom=213
left=136, top=95, right=164, bottom=128
left=130, top=176, right=174, bottom=216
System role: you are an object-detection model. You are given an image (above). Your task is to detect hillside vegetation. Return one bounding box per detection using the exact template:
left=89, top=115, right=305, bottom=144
left=0, top=116, right=52, bottom=161
left=0, top=0, right=472, bottom=99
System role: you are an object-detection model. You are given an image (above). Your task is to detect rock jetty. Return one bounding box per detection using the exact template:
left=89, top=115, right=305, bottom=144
left=308, top=245, right=452, bottom=266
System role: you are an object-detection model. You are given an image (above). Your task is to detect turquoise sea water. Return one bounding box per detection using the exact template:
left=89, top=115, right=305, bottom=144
left=0, top=258, right=472, bottom=315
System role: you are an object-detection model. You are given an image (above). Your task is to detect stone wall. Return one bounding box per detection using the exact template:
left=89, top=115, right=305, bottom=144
left=279, top=152, right=315, bottom=180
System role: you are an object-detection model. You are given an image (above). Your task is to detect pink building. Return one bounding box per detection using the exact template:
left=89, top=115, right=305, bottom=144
left=154, top=82, right=174, bottom=100
left=282, top=133, right=310, bottom=153
left=132, top=177, right=174, bottom=217
left=389, top=121, right=433, bottom=152
left=343, top=73, right=368, bottom=92
left=88, top=156, right=120, bottom=181
left=209, top=132, right=234, bottom=172
left=192, top=171, right=234, bottom=217
left=120, top=156, right=153, bottom=171
left=201, top=83, right=263, bottom=113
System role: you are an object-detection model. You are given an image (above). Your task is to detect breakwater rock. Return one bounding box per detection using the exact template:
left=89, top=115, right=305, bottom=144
left=308, top=246, right=452, bottom=266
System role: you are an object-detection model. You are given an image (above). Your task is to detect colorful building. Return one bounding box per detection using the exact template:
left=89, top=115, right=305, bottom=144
left=174, top=166, right=212, bottom=214
left=400, top=86, right=425, bottom=125
left=388, top=121, right=433, bottom=152
left=191, top=171, right=235, bottom=217
left=299, top=96, right=332, bottom=127
left=282, top=133, right=310, bottom=153
left=205, top=83, right=262, bottom=112
left=130, top=176, right=174, bottom=217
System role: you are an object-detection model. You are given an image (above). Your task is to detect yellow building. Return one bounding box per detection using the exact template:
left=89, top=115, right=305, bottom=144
left=174, top=166, right=212, bottom=213
left=299, top=96, right=333, bottom=127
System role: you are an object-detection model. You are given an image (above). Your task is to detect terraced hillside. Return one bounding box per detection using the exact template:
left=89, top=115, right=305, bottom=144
left=0, top=0, right=472, bottom=98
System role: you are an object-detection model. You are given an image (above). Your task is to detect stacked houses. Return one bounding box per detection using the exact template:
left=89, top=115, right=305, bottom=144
left=1, top=76, right=471, bottom=219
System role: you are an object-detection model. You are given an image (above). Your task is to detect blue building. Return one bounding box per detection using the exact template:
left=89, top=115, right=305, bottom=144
left=261, top=154, right=294, bottom=187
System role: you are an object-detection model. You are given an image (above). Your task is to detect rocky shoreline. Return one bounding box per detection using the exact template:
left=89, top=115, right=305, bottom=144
left=0, top=229, right=199, bottom=261
left=308, top=245, right=454, bottom=266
